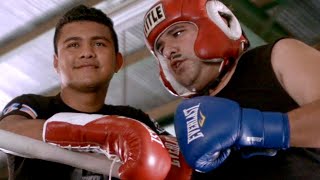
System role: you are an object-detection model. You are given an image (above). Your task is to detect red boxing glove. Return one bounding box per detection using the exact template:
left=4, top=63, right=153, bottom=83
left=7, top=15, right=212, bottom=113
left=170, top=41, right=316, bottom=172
left=160, top=135, right=193, bottom=180
left=43, top=113, right=171, bottom=180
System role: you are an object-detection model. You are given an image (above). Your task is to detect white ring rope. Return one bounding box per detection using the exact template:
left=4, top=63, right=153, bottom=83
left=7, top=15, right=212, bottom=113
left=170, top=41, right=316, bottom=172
left=0, top=129, right=120, bottom=178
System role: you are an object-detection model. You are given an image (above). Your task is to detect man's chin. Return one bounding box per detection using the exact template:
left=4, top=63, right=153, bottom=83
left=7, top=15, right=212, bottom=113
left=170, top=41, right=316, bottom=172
left=69, top=80, right=100, bottom=92
left=176, top=78, right=194, bottom=90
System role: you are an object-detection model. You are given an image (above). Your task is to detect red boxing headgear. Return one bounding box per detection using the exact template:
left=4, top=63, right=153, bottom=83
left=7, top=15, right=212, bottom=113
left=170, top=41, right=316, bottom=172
left=144, top=0, right=249, bottom=97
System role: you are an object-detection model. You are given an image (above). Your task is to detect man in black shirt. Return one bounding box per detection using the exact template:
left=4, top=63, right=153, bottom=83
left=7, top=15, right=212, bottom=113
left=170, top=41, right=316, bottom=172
left=0, top=5, right=192, bottom=180
left=143, top=0, right=320, bottom=179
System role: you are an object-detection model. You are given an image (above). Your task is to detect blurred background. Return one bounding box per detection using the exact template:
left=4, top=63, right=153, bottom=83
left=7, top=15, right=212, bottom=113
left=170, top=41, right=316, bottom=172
left=0, top=0, right=320, bottom=178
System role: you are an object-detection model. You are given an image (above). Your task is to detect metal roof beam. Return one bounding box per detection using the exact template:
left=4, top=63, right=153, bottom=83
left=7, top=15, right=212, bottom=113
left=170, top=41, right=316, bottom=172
left=0, top=0, right=103, bottom=56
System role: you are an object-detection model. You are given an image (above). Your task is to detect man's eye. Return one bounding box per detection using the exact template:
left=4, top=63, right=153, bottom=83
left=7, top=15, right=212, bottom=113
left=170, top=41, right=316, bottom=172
left=173, top=31, right=182, bottom=37
left=155, top=43, right=163, bottom=54
left=95, top=42, right=105, bottom=47
left=67, top=43, right=79, bottom=48
left=158, top=46, right=164, bottom=55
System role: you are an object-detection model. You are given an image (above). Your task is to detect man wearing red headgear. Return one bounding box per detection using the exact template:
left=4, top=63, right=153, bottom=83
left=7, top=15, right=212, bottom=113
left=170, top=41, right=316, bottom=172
left=144, top=0, right=320, bottom=179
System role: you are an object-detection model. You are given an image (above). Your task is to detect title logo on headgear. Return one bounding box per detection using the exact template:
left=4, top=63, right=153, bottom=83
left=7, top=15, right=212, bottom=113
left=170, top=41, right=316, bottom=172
left=144, top=3, right=166, bottom=37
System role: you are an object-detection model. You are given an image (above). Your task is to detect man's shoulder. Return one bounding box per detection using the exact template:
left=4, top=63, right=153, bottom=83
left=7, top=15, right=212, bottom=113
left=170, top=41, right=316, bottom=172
left=101, top=104, right=146, bottom=118
left=1, top=94, right=57, bottom=119
left=238, top=42, right=273, bottom=65
left=103, top=104, right=149, bottom=119
left=105, top=104, right=144, bottom=113
left=14, top=93, right=55, bottom=101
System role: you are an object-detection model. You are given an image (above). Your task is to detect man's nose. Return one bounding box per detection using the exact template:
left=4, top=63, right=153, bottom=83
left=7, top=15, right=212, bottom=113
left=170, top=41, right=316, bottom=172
left=163, top=45, right=178, bottom=60
left=80, top=45, right=96, bottom=59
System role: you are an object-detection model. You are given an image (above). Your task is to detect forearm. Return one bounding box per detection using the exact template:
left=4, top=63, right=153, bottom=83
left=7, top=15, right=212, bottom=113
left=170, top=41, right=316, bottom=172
left=0, top=115, right=44, bottom=140
left=288, top=100, right=320, bottom=148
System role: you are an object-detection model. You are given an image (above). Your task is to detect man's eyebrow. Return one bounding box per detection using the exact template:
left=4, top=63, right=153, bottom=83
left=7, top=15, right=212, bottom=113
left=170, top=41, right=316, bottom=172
left=166, top=25, right=185, bottom=35
left=62, top=36, right=112, bottom=44
left=155, top=25, right=185, bottom=50
left=63, top=37, right=81, bottom=44
left=91, top=36, right=112, bottom=43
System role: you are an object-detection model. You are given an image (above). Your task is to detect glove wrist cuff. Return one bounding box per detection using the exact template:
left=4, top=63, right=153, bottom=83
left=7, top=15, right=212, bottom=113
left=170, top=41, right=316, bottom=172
left=241, top=109, right=290, bottom=149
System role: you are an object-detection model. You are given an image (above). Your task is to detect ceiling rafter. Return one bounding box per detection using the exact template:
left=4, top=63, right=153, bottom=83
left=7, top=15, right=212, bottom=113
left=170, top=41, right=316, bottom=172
left=0, top=0, right=103, bottom=56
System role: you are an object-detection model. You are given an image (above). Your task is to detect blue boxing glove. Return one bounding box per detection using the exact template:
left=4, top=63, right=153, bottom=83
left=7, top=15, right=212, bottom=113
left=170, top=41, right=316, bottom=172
left=174, top=96, right=290, bottom=173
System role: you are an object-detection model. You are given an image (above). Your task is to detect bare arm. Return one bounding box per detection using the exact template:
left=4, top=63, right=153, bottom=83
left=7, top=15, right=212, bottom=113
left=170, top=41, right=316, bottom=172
left=271, top=38, right=320, bottom=148
left=0, top=115, right=44, bottom=140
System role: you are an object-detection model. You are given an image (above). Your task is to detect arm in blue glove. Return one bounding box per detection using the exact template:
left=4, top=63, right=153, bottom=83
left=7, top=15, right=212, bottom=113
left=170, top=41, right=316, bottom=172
left=174, top=96, right=290, bottom=173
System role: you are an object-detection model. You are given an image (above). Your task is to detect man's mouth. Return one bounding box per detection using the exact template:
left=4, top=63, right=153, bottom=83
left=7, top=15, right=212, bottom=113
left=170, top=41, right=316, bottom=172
left=171, top=59, right=185, bottom=72
left=75, top=63, right=99, bottom=69
left=76, top=65, right=98, bottom=69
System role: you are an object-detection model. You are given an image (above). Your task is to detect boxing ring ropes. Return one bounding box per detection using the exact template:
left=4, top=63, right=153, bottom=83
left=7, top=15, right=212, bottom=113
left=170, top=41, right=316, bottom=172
left=0, top=129, right=120, bottom=178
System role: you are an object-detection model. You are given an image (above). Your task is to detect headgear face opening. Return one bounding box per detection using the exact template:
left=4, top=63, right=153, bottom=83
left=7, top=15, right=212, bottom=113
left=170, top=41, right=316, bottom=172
left=144, top=0, right=248, bottom=97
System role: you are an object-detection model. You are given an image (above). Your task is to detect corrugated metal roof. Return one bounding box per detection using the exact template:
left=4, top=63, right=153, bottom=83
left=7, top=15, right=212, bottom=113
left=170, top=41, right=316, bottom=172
left=267, top=0, right=320, bottom=45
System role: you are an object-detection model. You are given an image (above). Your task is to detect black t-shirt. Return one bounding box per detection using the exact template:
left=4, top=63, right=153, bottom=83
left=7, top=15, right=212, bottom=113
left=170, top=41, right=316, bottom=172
left=0, top=93, right=168, bottom=180
left=192, top=40, right=320, bottom=179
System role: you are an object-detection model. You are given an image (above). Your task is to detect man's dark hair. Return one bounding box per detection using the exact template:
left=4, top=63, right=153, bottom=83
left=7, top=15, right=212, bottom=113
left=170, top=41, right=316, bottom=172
left=53, top=5, right=119, bottom=54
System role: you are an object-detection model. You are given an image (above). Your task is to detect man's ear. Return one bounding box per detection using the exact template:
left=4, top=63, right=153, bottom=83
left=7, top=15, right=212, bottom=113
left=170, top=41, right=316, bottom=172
left=115, top=53, right=124, bottom=73
left=53, top=54, right=59, bottom=73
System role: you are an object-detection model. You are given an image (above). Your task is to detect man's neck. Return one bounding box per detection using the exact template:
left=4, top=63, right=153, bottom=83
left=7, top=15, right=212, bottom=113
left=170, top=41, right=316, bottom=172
left=60, top=88, right=107, bottom=113
left=209, top=58, right=239, bottom=96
